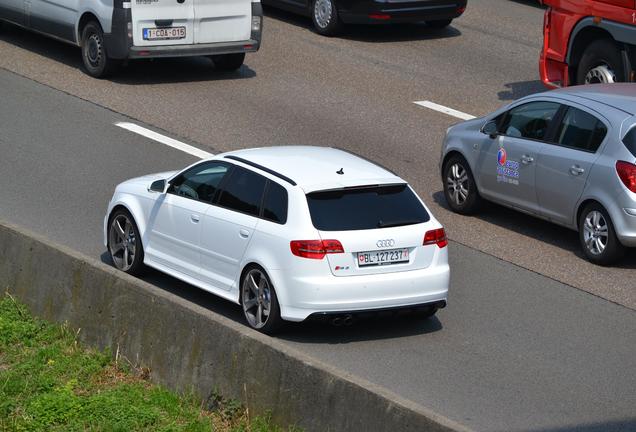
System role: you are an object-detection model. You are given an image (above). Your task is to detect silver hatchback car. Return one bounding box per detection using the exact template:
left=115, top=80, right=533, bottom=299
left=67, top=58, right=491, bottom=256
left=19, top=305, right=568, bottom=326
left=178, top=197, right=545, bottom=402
left=440, top=84, right=636, bottom=265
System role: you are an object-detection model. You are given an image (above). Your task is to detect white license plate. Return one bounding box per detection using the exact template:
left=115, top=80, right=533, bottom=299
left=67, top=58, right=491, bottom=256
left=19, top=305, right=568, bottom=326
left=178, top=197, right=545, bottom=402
left=357, top=248, right=409, bottom=266
left=143, top=27, right=186, bottom=41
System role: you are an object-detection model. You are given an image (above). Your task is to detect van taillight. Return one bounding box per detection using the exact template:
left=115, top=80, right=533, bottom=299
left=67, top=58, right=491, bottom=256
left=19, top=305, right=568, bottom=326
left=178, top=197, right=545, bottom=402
left=616, top=161, right=636, bottom=193
left=290, top=240, right=344, bottom=259
left=423, top=228, right=448, bottom=248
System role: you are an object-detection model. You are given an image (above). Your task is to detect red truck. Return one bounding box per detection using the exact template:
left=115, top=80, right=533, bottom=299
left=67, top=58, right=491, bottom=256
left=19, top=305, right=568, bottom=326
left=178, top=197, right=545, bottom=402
left=540, top=0, right=636, bottom=88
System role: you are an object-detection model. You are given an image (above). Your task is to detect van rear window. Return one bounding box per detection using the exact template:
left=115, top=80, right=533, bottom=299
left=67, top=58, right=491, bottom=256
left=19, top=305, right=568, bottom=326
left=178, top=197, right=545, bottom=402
left=623, top=127, right=636, bottom=157
left=306, top=184, right=430, bottom=231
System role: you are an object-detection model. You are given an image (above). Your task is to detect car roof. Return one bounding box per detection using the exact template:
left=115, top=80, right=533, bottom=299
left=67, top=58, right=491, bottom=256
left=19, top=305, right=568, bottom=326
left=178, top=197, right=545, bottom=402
left=218, top=146, right=404, bottom=193
left=548, top=84, right=636, bottom=115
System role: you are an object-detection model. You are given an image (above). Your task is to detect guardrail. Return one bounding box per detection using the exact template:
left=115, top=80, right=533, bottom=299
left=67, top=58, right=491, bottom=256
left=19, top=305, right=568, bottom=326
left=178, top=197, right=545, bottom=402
left=0, top=220, right=470, bottom=432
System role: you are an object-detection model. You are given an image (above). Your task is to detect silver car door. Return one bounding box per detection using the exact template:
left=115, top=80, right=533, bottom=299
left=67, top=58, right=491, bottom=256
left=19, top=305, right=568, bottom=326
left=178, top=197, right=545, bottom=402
left=477, top=101, right=561, bottom=214
left=30, top=0, right=78, bottom=41
left=535, top=106, right=608, bottom=226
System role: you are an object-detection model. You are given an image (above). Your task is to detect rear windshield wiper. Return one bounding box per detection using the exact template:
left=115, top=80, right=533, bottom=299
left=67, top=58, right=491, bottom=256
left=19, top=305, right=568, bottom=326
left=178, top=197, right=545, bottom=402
left=377, top=219, right=422, bottom=228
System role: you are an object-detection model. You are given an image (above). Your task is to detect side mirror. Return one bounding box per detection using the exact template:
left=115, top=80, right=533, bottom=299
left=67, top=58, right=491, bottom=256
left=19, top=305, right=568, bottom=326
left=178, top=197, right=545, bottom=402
left=482, top=120, right=499, bottom=139
left=148, top=179, right=167, bottom=193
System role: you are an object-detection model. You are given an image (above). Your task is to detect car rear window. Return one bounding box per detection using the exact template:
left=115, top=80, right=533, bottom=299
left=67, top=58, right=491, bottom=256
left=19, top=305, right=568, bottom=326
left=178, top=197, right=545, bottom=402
left=623, top=126, right=636, bottom=157
left=306, top=184, right=430, bottom=231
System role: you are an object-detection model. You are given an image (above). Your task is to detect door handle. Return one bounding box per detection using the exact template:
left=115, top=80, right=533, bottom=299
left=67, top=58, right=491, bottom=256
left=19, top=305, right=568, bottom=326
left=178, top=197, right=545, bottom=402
left=570, top=165, right=585, bottom=176
left=239, top=229, right=250, bottom=238
left=190, top=214, right=200, bottom=223
left=521, top=155, right=534, bottom=165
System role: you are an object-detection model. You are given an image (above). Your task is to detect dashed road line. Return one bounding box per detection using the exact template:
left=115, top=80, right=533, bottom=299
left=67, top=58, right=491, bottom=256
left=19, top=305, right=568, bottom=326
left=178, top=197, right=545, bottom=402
left=414, top=100, right=476, bottom=121
left=115, top=122, right=214, bottom=159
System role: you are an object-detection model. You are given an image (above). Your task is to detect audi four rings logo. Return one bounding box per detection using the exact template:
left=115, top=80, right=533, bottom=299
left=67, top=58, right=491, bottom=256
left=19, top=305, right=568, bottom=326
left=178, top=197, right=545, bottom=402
left=376, top=239, right=395, bottom=248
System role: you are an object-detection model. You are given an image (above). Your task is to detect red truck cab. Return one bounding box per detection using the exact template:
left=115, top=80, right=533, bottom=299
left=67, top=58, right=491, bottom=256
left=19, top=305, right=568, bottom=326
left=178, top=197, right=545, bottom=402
left=540, top=0, right=636, bottom=88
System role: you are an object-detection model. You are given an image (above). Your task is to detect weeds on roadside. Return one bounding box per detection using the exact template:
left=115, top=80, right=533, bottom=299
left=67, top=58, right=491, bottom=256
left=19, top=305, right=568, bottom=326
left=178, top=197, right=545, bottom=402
left=0, top=293, right=298, bottom=432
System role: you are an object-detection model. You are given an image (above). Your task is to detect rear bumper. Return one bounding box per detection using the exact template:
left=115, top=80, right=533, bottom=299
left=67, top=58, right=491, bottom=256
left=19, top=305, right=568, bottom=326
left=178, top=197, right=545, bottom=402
left=128, top=39, right=260, bottom=59
left=339, top=0, right=465, bottom=24
left=273, top=258, right=450, bottom=322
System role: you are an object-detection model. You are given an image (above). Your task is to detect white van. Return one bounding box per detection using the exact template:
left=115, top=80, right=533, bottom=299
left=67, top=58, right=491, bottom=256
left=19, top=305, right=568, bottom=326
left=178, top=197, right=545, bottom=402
left=0, top=0, right=263, bottom=78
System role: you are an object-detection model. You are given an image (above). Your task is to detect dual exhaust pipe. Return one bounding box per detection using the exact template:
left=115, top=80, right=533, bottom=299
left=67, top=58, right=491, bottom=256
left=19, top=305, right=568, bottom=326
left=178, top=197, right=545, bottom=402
left=331, top=314, right=354, bottom=327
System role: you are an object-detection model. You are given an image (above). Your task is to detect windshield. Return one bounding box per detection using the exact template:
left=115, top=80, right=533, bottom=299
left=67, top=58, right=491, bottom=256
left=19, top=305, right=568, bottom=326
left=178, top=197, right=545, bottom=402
left=306, top=184, right=430, bottom=231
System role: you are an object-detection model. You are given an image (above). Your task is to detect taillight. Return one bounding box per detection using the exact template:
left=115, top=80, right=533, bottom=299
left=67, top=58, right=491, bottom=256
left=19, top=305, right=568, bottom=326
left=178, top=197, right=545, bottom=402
left=616, top=161, right=636, bottom=193
left=290, top=240, right=344, bottom=259
left=423, top=228, right=448, bottom=248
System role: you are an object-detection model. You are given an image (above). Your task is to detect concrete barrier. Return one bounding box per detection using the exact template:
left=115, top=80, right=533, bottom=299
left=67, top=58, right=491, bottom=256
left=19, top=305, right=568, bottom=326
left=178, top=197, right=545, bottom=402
left=0, top=220, right=470, bottom=432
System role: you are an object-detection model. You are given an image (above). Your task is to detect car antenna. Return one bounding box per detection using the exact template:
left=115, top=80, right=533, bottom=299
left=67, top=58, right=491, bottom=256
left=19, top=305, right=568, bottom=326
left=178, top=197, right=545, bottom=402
left=336, top=168, right=344, bottom=175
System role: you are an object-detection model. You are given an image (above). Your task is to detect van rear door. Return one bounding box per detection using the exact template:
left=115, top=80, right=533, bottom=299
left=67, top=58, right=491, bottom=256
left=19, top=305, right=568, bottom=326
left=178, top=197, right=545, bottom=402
left=192, top=0, right=252, bottom=44
left=131, top=0, right=194, bottom=46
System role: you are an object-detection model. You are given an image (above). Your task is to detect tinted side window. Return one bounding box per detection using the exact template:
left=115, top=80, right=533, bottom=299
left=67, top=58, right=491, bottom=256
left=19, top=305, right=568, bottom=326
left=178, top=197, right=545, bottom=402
left=262, top=182, right=288, bottom=224
left=555, top=107, right=607, bottom=152
left=501, top=101, right=560, bottom=141
left=217, top=167, right=267, bottom=216
left=306, top=185, right=429, bottom=231
left=168, top=162, right=230, bottom=204
left=623, top=126, right=636, bottom=157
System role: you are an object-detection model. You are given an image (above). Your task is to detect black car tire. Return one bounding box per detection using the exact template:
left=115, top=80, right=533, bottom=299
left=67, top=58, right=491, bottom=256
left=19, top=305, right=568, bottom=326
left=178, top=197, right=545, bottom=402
left=211, top=53, right=245, bottom=71
left=578, top=203, right=625, bottom=266
left=575, top=38, right=625, bottom=85
left=427, top=19, right=452, bottom=29
left=240, top=266, right=283, bottom=335
left=107, top=208, right=145, bottom=276
left=443, top=154, right=481, bottom=215
left=81, top=21, right=120, bottom=78
left=311, top=0, right=341, bottom=36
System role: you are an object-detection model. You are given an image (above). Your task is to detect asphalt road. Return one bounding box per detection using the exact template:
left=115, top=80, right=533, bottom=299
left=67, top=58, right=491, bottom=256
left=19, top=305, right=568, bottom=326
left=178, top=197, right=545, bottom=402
left=0, top=1, right=635, bottom=431
left=1, top=1, right=634, bottom=309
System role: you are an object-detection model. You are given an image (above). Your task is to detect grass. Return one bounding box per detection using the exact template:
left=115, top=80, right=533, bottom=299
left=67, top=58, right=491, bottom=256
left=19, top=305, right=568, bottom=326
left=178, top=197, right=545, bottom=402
left=0, top=293, right=298, bottom=432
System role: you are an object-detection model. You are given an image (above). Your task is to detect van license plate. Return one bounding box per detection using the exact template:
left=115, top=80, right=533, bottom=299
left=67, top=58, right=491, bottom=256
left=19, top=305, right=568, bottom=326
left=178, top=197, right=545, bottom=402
left=357, top=248, right=409, bottom=266
left=143, top=27, right=186, bottom=41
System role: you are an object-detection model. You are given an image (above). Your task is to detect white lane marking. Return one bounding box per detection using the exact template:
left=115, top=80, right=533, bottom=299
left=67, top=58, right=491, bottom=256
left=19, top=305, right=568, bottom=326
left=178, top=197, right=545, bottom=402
left=115, top=122, right=214, bottom=159
left=413, top=100, right=476, bottom=121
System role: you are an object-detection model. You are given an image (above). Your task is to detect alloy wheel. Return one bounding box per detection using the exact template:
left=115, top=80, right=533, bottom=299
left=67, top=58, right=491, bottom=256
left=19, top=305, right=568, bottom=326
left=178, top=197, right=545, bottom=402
left=314, top=0, right=333, bottom=29
left=446, top=163, right=469, bottom=206
left=108, top=214, right=136, bottom=271
left=583, top=210, right=609, bottom=256
left=585, top=64, right=616, bottom=84
left=242, top=269, right=272, bottom=329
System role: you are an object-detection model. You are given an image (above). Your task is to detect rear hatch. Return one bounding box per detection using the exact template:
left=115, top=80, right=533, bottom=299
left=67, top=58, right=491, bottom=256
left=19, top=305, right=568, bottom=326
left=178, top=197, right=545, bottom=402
left=306, top=184, right=438, bottom=277
left=131, top=0, right=252, bottom=47
left=131, top=0, right=194, bottom=46
left=192, top=0, right=252, bottom=44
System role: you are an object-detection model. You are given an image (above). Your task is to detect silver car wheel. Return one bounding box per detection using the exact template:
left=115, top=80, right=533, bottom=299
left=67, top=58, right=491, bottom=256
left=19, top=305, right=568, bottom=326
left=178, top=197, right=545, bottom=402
left=583, top=210, right=609, bottom=256
left=585, top=64, right=616, bottom=84
left=314, top=0, right=332, bottom=29
left=241, top=269, right=272, bottom=329
left=108, top=214, right=136, bottom=271
left=446, top=163, right=469, bottom=206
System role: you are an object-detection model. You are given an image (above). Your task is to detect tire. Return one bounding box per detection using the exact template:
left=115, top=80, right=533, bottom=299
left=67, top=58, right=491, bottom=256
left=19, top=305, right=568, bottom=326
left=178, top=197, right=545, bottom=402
left=427, top=19, right=452, bottom=29
left=311, top=0, right=341, bottom=36
left=81, top=21, right=120, bottom=78
left=211, top=53, right=245, bottom=72
left=575, top=38, right=625, bottom=85
left=578, top=203, right=625, bottom=266
left=107, top=209, right=145, bottom=275
left=240, top=266, right=283, bottom=334
left=443, top=154, right=481, bottom=215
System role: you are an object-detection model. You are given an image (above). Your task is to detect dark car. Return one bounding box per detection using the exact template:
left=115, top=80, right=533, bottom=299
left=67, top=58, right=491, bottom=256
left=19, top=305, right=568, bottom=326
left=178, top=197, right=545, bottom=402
left=263, top=0, right=466, bottom=35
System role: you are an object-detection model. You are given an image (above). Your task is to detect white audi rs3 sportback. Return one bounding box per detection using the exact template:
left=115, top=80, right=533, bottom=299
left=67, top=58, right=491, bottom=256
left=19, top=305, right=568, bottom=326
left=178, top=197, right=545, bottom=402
left=104, top=146, right=449, bottom=333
